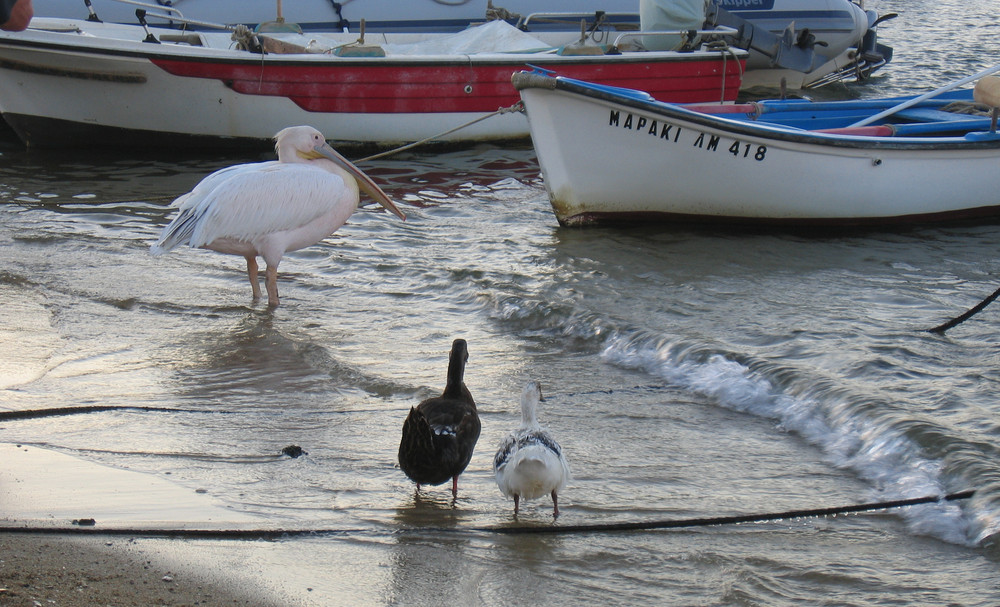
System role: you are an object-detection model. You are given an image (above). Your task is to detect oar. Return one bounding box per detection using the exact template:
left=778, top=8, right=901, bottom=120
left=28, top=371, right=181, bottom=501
left=850, top=62, right=1000, bottom=127
left=681, top=97, right=959, bottom=117
left=129, top=9, right=237, bottom=31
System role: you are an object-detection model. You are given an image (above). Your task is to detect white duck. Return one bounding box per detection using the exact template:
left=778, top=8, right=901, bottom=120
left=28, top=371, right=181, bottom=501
left=493, top=381, right=571, bottom=515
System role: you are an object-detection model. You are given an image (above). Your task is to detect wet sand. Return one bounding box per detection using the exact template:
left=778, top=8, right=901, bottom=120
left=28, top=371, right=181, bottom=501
left=0, top=444, right=290, bottom=606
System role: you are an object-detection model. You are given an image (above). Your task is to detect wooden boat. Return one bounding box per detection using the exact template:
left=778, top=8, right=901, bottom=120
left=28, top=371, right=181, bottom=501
left=0, top=17, right=746, bottom=149
left=513, top=68, right=1000, bottom=227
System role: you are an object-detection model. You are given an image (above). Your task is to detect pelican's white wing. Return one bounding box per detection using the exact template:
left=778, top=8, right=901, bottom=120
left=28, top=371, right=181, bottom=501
left=151, top=162, right=274, bottom=254
left=172, top=161, right=276, bottom=211
left=151, top=163, right=352, bottom=254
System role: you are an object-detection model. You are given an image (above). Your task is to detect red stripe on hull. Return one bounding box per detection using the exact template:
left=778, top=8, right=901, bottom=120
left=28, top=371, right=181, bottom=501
left=150, top=57, right=744, bottom=113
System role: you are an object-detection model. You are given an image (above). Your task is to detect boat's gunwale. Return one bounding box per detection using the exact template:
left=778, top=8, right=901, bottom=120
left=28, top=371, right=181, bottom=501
left=0, top=21, right=748, bottom=68
left=514, top=72, right=1000, bottom=152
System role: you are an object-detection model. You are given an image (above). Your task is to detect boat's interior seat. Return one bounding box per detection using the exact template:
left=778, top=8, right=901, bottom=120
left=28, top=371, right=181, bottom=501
left=160, top=33, right=204, bottom=46
left=894, top=107, right=987, bottom=123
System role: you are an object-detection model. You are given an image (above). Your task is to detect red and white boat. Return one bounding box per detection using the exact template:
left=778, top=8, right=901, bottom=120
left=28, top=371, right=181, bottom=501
left=30, top=0, right=894, bottom=89
left=0, top=17, right=746, bottom=149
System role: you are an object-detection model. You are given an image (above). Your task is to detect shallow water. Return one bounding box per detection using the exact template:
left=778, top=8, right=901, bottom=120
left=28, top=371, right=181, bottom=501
left=3, top=0, right=1000, bottom=604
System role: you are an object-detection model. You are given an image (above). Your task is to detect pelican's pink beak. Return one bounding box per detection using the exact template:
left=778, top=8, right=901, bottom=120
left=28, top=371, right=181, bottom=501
left=316, top=143, right=406, bottom=221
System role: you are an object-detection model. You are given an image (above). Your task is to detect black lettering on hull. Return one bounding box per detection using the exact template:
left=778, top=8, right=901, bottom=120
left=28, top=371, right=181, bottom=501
left=606, top=109, right=768, bottom=160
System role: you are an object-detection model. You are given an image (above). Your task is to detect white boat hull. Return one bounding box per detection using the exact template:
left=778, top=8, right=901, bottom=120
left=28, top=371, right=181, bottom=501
left=0, top=19, right=745, bottom=149
left=514, top=72, right=1000, bottom=227
left=0, top=42, right=529, bottom=145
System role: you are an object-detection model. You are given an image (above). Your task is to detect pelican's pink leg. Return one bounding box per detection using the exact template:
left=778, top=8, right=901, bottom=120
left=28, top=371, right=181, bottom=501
left=264, top=263, right=280, bottom=307
left=514, top=494, right=520, bottom=514
left=551, top=490, right=559, bottom=517
left=245, top=256, right=262, bottom=300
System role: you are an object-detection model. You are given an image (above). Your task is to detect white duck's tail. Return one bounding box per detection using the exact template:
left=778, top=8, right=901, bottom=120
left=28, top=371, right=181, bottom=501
left=502, top=444, right=569, bottom=500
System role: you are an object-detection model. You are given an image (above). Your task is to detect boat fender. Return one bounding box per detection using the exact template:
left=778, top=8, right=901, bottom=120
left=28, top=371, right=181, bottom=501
left=973, top=76, right=1000, bottom=107
left=973, top=75, right=1000, bottom=132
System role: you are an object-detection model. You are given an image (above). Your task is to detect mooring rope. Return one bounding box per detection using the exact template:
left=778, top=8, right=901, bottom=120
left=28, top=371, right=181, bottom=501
left=0, top=385, right=664, bottom=422
left=928, top=284, right=1000, bottom=333
left=354, top=102, right=525, bottom=163
left=0, top=405, right=191, bottom=421
left=0, top=490, right=974, bottom=539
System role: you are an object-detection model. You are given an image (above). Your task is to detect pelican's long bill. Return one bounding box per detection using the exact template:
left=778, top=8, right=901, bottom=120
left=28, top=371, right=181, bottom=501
left=315, top=143, right=406, bottom=221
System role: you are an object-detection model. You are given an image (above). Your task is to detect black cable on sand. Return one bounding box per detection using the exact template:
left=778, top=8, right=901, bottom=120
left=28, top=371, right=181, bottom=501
left=480, top=490, right=975, bottom=535
left=0, top=405, right=200, bottom=421
left=0, top=491, right=974, bottom=539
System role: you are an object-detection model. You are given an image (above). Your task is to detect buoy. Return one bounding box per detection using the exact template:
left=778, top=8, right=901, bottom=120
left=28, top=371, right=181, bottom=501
left=973, top=75, right=1000, bottom=132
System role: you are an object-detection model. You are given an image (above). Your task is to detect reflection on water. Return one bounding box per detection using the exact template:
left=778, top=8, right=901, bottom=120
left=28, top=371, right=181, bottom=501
left=171, top=311, right=347, bottom=399
left=4, top=1, right=1000, bottom=603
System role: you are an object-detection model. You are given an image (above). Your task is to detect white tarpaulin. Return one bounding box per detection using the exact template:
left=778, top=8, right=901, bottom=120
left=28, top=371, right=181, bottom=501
left=285, top=20, right=553, bottom=55
left=640, top=0, right=710, bottom=51
left=379, top=20, right=551, bottom=55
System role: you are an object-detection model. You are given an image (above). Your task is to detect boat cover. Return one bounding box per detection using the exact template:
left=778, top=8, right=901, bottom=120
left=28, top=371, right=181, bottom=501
left=294, top=20, right=553, bottom=56
left=640, top=0, right=710, bottom=50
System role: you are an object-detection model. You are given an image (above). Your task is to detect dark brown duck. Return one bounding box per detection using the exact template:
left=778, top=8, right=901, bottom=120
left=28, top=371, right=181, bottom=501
left=398, top=338, right=481, bottom=497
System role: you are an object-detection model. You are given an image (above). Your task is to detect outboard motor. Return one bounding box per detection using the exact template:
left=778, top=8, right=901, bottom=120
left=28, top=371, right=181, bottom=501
left=859, top=10, right=896, bottom=66
left=804, top=7, right=896, bottom=87
left=706, top=0, right=895, bottom=88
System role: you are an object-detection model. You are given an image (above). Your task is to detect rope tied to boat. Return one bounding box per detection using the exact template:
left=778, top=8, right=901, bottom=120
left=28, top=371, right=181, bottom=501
left=484, top=3, right=521, bottom=22
left=939, top=100, right=995, bottom=116
left=928, top=284, right=1000, bottom=333
left=355, top=101, right=525, bottom=163
left=704, top=40, right=744, bottom=104
left=230, top=24, right=262, bottom=53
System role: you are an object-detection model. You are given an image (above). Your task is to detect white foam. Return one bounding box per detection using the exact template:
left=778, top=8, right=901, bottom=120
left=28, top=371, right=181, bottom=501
left=599, top=330, right=977, bottom=545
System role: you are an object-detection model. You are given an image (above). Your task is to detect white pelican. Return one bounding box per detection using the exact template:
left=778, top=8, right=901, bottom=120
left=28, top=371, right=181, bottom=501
left=493, top=381, right=571, bottom=515
left=150, top=125, right=405, bottom=307
left=398, top=339, right=481, bottom=498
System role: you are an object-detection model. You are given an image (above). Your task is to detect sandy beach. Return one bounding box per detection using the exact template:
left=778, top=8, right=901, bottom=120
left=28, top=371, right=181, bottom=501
left=0, top=444, right=290, bottom=606
left=0, top=533, right=273, bottom=606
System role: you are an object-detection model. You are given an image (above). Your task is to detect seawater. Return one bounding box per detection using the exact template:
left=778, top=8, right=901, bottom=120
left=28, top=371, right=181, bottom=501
left=2, top=0, right=1000, bottom=604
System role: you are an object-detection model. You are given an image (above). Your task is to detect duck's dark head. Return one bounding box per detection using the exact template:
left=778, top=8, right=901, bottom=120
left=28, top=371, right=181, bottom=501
left=450, top=339, right=468, bottom=366
left=445, top=339, right=471, bottom=399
